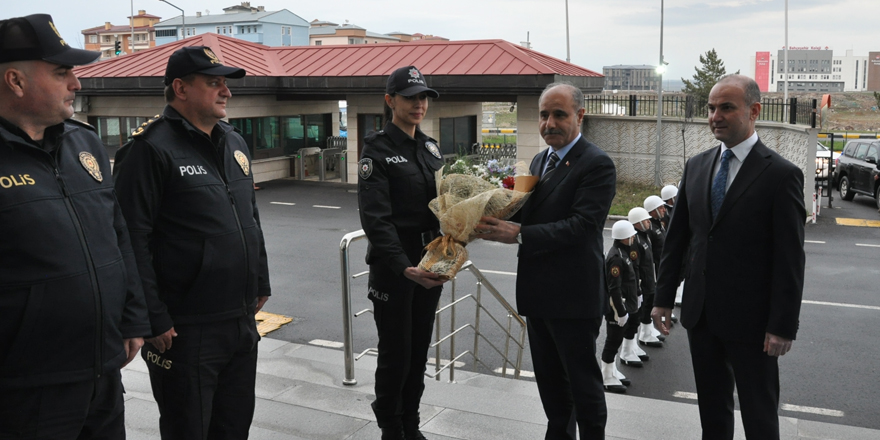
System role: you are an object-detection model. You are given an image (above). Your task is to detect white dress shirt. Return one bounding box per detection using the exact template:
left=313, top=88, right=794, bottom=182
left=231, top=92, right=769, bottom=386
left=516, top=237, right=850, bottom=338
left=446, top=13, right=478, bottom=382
left=712, top=131, right=759, bottom=193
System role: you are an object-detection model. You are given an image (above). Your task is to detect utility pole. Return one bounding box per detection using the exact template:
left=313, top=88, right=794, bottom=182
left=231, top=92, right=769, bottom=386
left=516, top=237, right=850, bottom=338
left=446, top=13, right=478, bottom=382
left=654, top=0, right=665, bottom=187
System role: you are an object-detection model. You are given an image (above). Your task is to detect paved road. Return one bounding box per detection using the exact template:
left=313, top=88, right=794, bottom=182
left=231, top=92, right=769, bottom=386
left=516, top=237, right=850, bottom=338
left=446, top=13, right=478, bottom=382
left=254, top=178, right=880, bottom=431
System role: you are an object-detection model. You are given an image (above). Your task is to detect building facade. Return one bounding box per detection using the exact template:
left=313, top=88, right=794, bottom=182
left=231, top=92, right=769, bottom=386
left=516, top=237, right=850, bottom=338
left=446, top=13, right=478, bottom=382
left=81, top=10, right=161, bottom=59
left=153, top=2, right=309, bottom=46
left=602, top=65, right=659, bottom=91
left=751, top=48, right=878, bottom=93
left=309, top=21, right=401, bottom=46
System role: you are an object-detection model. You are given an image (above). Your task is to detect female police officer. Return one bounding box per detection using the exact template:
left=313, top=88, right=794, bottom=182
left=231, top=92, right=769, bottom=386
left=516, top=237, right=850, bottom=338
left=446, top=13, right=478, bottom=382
left=357, top=66, right=447, bottom=440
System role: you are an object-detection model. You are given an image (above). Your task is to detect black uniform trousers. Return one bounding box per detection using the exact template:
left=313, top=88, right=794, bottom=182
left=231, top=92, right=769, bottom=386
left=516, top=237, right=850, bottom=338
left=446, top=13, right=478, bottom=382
left=142, top=314, right=260, bottom=440
left=526, top=316, right=606, bottom=440
left=369, top=263, right=442, bottom=431
left=687, top=314, right=780, bottom=440
left=0, top=369, right=124, bottom=440
left=600, top=316, right=638, bottom=364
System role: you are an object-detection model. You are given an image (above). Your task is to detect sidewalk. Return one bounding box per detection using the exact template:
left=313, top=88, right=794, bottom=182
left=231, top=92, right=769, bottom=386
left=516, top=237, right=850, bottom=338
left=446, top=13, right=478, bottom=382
left=122, top=338, right=879, bottom=440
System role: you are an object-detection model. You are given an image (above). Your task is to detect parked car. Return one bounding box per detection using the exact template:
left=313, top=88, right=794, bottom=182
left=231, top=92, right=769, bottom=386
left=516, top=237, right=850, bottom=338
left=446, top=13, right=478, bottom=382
left=815, top=142, right=840, bottom=181
left=835, top=140, right=880, bottom=208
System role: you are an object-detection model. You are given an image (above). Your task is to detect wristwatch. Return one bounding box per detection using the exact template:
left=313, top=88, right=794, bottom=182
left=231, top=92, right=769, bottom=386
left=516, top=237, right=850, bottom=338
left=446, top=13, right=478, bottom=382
left=516, top=232, right=523, bottom=244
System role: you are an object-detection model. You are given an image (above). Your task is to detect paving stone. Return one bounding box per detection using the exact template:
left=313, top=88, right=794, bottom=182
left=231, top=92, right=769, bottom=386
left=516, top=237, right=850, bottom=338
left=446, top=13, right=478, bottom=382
left=251, top=398, right=368, bottom=440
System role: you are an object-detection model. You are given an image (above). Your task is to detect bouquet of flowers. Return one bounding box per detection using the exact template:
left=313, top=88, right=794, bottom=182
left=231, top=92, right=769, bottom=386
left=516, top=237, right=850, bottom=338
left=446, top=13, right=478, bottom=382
left=418, top=159, right=539, bottom=280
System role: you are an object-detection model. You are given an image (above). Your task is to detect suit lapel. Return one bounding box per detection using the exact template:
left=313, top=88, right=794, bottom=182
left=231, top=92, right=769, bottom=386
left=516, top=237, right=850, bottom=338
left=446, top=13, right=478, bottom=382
left=692, top=147, right=719, bottom=226
left=528, top=140, right=585, bottom=211
left=712, top=140, right=772, bottom=227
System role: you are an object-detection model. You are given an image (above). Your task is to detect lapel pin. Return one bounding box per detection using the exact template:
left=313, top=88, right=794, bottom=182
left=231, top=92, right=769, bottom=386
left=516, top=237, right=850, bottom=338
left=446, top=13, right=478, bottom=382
left=565, top=161, right=570, bottom=166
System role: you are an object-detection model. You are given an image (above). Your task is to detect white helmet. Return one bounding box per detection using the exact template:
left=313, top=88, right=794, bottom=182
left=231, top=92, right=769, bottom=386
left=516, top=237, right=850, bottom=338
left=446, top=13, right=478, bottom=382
left=661, top=185, right=678, bottom=201
left=644, top=195, right=665, bottom=213
left=611, top=220, right=637, bottom=240
left=628, top=207, right=651, bottom=224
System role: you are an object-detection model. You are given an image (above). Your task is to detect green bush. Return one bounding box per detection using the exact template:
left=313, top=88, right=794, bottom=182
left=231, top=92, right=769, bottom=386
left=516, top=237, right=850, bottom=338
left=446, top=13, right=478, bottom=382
left=610, top=181, right=661, bottom=216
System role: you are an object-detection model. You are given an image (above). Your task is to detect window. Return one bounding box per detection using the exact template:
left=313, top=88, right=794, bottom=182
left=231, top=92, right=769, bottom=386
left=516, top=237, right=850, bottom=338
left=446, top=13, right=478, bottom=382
left=867, top=145, right=878, bottom=162
left=185, top=27, right=196, bottom=36
left=87, top=116, right=147, bottom=158
left=230, top=114, right=331, bottom=159
left=102, top=35, right=112, bottom=43
left=156, top=29, right=177, bottom=38
left=89, top=35, right=97, bottom=43
left=440, top=116, right=477, bottom=156
left=281, top=26, right=291, bottom=35
left=854, top=143, right=868, bottom=160
left=315, top=40, right=322, bottom=46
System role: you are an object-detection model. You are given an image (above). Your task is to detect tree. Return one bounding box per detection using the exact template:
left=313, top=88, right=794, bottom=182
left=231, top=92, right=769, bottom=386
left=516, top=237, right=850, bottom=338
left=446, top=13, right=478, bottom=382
left=681, top=49, right=739, bottom=103
left=873, top=91, right=880, bottom=109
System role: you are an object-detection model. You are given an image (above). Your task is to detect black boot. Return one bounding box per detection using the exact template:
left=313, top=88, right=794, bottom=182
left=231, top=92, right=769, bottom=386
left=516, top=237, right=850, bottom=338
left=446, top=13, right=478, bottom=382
left=381, top=425, right=404, bottom=440
left=403, top=428, right=428, bottom=440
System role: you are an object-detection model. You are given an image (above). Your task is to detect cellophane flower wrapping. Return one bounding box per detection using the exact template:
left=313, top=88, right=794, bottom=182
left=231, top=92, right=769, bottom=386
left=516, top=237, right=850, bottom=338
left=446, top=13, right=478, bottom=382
left=418, top=161, right=538, bottom=280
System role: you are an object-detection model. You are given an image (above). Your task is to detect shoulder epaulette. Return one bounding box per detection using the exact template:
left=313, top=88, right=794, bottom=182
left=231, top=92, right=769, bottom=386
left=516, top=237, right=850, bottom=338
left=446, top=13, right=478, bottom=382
left=364, top=129, right=386, bottom=141
left=66, top=118, right=96, bottom=132
left=131, top=114, right=163, bottom=138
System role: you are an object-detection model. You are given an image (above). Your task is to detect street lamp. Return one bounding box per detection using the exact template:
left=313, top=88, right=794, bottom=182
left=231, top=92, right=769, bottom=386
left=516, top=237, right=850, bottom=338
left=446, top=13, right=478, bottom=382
left=654, top=0, right=665, bottom=187
left=565, top=0, right=571, bottom=63
left=158, top=0, right=185, bottom=41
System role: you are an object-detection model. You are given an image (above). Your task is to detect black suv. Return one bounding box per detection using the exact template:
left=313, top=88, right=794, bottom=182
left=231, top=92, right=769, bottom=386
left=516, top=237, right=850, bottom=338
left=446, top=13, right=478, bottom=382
left=836, top=140, right=880, bottom=208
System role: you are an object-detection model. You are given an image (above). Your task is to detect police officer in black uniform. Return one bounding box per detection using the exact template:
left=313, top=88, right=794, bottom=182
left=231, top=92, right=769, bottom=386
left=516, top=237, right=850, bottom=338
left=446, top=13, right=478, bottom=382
left=645, top=195, right=677, bottom=325
left=113, top=46, right=271, bottom=439
left=0, top=13, right=150, bottom=438
left=357, top=66, right=448, bottom=440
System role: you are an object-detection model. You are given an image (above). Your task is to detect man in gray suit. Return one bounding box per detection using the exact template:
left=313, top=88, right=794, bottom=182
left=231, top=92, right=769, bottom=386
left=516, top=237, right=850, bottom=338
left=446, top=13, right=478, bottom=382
left=653, top=75, right=805, bottom=440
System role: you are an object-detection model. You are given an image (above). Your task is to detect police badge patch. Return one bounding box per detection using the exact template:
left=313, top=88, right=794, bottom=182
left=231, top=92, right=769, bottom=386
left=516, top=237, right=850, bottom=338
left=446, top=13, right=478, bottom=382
left=78, top=152, right=103, bottom=182
left=629, top=250, right=638, bottom=261
left=233, top=150, right=250, bottom=176
left=358, top=158, right=373, bottom=180
left=425, top=141, right=441, bottom=159
left=610, top=266, right=620, bottom=278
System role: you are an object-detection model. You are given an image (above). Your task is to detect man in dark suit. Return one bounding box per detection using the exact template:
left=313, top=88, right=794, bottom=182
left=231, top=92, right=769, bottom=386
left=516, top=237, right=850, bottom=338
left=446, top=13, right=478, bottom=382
left=477, top=83, right=616, bottom=439
left=652, top=74, right=805, bottom=440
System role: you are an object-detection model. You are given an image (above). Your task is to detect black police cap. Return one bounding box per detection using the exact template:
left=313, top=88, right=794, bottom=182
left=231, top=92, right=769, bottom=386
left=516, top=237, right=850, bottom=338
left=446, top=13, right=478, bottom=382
left=0, top=14, right=100, bottom=65
left=164, top=46, right=246, bottom=85
left=386, top=65, right=439, bottom=98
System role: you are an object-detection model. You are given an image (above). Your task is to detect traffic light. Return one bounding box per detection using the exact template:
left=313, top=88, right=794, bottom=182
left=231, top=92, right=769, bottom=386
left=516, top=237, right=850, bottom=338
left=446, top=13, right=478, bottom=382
left=114, top=41, right=121, bottom=55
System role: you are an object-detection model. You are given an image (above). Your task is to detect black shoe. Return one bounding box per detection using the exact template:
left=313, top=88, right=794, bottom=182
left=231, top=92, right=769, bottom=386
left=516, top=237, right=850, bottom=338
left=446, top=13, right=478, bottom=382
left=381, top=426, right=405, bottom=440
left=604, top=383, right=627, bottom=394
left=639, top=339, right=663, bottom=348
left=403, top=429, right=428, bottom=440
left=636, top=353, right=650, bottom=362
left=619, top=357, right=643, bottom=368
left=619, top=377, right=631, bottom=387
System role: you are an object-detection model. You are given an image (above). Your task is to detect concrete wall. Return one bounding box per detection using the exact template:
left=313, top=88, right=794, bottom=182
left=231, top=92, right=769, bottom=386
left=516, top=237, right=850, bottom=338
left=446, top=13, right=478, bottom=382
left=78, top=95, right=339, bottom=183
left=583, top=114, right=819, bottom=213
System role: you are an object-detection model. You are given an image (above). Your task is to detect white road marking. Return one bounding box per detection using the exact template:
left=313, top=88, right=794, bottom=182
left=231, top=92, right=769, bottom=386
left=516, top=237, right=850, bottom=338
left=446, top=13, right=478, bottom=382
left=308, top=339, right=344, bottom=348
left=674, top=391, right=844, bottom=417
left=803, top=300, right=880, bottom=311
left=480, top=269, right=517, bottom=276
left=313, top=205, right=341, bottom=209
left=855, top=243, right=880, bottom=248
left=804, top=240, right=825, bottom=244
left=781, top=404, right=844, bottom=417
left=493, top=367, right=535, bottom=378
left=270, top=202, right=296, bottom=206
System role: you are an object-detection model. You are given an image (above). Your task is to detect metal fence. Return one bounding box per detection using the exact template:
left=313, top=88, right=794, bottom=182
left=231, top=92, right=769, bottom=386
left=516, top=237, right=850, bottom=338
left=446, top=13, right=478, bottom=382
left=584, top=94, right=817, bottom=127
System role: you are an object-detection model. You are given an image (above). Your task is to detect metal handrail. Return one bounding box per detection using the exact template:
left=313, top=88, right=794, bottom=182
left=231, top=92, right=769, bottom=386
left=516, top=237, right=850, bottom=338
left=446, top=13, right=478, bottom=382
left=339, top=230, right=527, bottom=385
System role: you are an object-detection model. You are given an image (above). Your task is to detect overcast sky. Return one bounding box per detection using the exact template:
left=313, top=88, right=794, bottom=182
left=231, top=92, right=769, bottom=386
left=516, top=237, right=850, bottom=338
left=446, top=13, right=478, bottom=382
left=7, top=0, right=879, bottom=82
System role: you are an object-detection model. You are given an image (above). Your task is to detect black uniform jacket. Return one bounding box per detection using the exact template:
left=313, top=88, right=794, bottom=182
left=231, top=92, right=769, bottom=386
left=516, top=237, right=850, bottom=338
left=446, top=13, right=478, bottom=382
left=0, top=118, right=149, bottom=388
left=113, top=106, right=271, bottom=337
left=632, top=231, right=655, bottom=297
left=357, top=123, right=443, bottom=279
left=656, top=140, right=805, bottom=343
left=515, top=136, right=616, bottom=319
left=605, top=242, right=639, bottom=321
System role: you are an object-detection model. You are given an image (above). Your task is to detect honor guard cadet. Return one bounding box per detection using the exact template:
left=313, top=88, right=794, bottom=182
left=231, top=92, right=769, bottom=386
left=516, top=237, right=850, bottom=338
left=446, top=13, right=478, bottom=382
left=113, top=46, right=271, bottom=439
left=601, top=221, right=641, bottom=393
left=0, top=14, right=150, bottom=438
left=645, top=195, right=677, bottom=325
left=357, top=65, right=448, bottom=440
left=629, top=207, right=664, bottom=348
left=661, top=184, right=678, bottom=212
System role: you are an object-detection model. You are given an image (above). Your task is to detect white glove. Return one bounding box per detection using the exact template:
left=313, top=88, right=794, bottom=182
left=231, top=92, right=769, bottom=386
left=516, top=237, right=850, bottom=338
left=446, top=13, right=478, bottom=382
left=617, top=313, right=629, bottom=327
left=637, top=294, right=643, bottom=309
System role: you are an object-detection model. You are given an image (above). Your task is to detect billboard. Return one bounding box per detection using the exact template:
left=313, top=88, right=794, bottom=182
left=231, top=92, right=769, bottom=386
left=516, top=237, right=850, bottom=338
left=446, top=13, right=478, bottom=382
left=754, top=52, right=771, bottom=92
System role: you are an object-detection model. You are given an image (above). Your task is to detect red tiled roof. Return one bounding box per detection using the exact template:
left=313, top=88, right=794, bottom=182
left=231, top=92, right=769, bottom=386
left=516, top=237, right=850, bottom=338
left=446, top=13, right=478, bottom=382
left=75, top=33, right=601, bottom=79
left=82, top=25, right=154, bottom=34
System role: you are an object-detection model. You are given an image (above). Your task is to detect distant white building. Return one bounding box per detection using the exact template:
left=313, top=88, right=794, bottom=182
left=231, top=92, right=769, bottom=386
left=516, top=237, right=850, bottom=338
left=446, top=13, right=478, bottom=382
left=749, top=48, right=879, bottom=93
left=154, top=2, right=309, bottom=47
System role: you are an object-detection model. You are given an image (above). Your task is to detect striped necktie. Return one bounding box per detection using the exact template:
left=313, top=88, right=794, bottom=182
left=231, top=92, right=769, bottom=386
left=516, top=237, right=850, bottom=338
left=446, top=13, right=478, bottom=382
left=542, top=152, right=560, bottom=181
